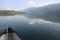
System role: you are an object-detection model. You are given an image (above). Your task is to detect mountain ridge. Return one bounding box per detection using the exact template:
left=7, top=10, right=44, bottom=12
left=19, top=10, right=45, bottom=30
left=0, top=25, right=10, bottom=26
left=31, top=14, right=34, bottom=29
left=24, top=3, right=60, bottom=22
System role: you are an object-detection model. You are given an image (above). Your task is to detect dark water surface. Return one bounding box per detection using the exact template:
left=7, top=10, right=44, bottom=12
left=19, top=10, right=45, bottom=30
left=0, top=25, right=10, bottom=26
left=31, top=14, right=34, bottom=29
left=0, top=14, right=60, bottom=40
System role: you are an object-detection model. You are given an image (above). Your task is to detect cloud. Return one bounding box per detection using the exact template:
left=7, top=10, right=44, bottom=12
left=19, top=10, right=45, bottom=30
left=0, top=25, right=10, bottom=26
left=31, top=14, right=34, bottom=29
left=28, top=18, right=60, bottom=27
left=6, top=15, right=60, bottom=27
left=28, top=1, right=58, bottom=7
left=5, top=15, right=60, bottom=28
left=28, top=1, right=37, bottom=7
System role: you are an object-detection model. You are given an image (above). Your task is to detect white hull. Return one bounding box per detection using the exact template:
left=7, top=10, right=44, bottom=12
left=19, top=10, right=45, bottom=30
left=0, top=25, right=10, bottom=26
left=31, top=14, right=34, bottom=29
left=0, top=27, right=23, bottom=40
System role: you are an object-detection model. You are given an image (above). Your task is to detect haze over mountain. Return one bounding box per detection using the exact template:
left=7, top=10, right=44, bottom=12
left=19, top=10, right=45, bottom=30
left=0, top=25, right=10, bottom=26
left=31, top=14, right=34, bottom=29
left=23, top=7, right=37, bottom=13
left=24, top=3, right=60, bottom=22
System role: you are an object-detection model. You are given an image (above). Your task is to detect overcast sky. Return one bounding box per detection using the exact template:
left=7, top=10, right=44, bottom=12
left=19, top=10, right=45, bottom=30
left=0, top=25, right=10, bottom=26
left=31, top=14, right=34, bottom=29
left=0, top=0, right=60, bottom=11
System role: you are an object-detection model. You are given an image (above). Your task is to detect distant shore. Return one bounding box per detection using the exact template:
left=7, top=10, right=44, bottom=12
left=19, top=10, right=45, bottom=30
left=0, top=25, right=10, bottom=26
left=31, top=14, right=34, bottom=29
left=0, top=10, right=24, bottom=15
left=0, top=12, right=24, bottom=15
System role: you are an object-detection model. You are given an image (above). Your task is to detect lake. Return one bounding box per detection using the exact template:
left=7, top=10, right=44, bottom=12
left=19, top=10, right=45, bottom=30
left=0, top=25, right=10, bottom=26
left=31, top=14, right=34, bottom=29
left=0, top=14, right=60, bottom=40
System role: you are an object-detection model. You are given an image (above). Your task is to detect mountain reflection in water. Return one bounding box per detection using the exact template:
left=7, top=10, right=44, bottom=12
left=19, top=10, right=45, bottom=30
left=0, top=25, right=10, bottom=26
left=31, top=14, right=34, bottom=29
left=0, top=14, right=60, bottom=40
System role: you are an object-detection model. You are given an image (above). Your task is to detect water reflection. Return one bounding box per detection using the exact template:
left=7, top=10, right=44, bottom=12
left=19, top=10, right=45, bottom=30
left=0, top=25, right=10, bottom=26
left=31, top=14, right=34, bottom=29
left=0, top=14, right=60, bottom=40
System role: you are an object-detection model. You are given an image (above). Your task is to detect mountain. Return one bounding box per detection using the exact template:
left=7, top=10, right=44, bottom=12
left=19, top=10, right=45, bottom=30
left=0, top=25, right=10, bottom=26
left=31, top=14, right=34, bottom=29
left=24, top=3, right=60, bottom=22
left=23, top=7, right=37, bottom=13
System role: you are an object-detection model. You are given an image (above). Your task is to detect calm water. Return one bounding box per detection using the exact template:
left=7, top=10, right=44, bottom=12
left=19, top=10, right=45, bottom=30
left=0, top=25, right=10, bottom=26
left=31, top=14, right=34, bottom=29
left=0, top=14, right=60, bottom=40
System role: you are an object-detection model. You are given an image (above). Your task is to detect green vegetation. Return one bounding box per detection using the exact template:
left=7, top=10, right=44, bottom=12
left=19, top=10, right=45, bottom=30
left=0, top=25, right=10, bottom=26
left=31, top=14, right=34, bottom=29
left=0, top=11, right=24, bottom=15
